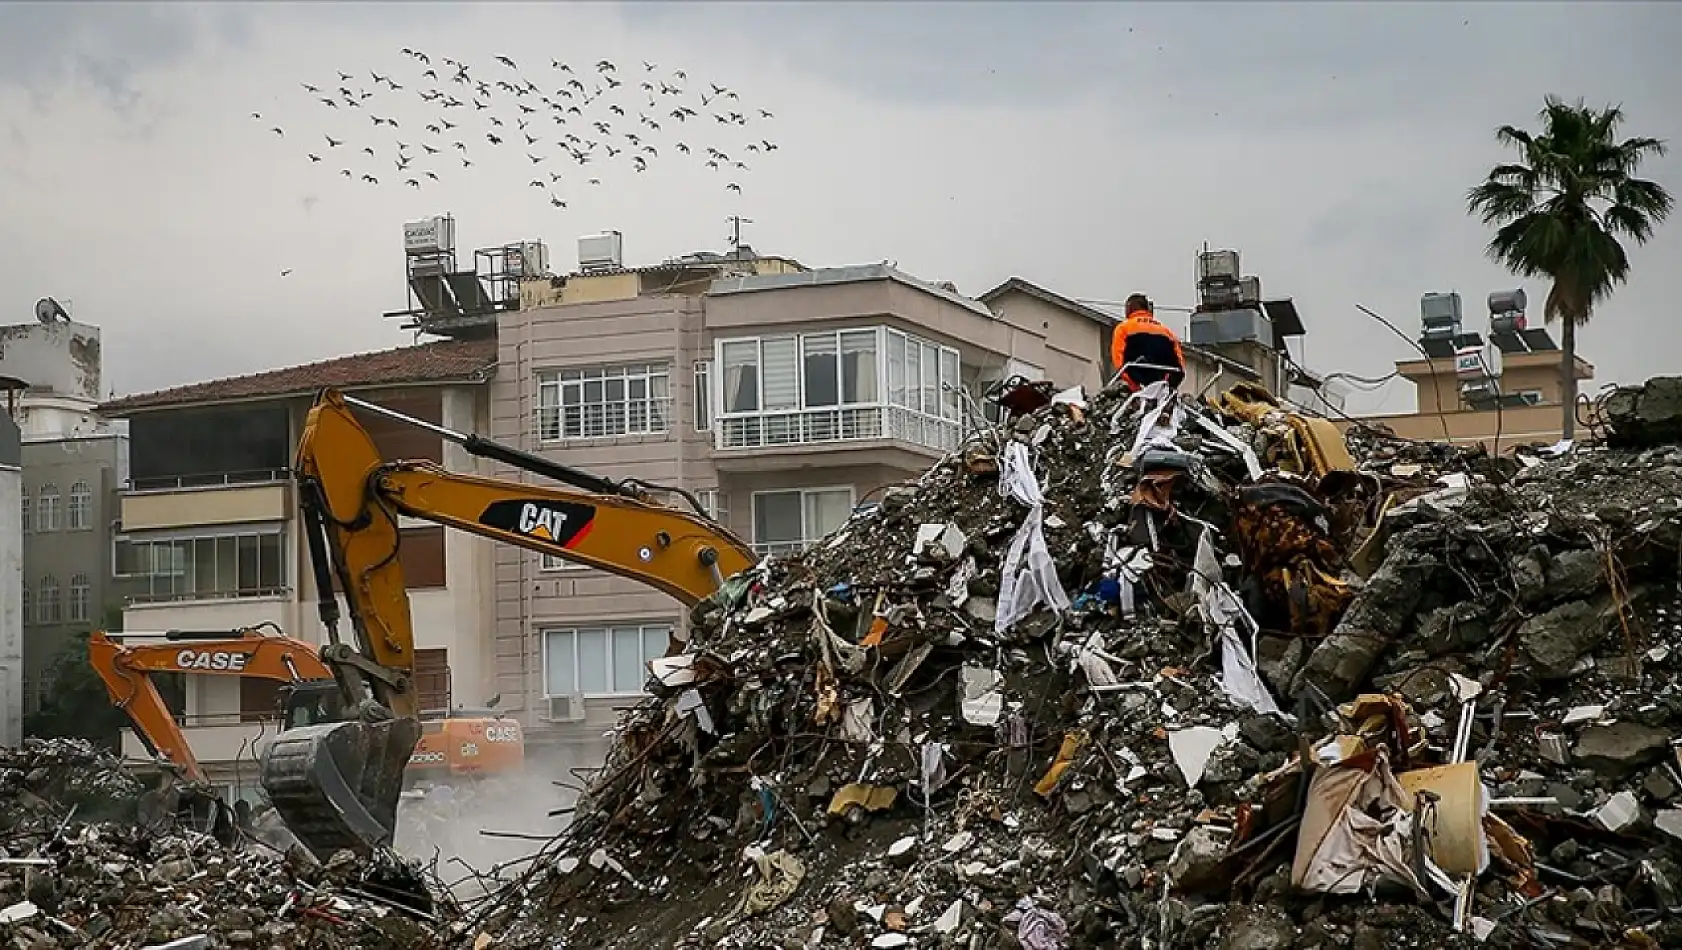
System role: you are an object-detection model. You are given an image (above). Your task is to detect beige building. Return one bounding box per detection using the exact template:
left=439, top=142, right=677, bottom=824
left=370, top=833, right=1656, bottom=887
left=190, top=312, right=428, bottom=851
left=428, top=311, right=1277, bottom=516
left=1350, top=290, right=1593, bottom=452
left=96, top=340, right=499, bottom=793
left=486, top=256, right=1145, bottom=754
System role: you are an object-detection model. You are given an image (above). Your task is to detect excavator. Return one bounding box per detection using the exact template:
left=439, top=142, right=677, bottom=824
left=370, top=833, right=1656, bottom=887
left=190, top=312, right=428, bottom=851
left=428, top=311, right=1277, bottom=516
left=246, top=388, right=756, bottom=858
left=88, top=626, right=526, bottom=808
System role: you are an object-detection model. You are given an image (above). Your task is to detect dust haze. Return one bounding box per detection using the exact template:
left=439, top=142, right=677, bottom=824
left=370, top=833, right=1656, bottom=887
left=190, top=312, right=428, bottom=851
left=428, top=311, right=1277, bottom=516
left=394, top=743, right=605, bottom=898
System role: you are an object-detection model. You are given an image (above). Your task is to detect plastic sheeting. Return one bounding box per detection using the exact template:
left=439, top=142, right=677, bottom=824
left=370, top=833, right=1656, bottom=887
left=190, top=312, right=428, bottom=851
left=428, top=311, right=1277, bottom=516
left=1189, top=531, right=1284, bottom=717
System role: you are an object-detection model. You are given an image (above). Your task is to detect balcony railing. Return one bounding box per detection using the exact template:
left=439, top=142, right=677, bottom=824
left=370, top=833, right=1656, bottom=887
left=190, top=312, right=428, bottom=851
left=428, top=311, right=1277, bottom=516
left=127, top=586, right=290, bottom=606
left=717, top=405, right=962, bottom=453
left=752, top=540, right=811, bottom=558
left=127, top=469, right=291, bottom=492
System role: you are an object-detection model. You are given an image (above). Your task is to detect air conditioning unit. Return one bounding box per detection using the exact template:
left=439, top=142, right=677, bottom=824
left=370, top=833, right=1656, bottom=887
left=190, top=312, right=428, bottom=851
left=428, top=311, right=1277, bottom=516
left=545, top=694, right=588, bottom=722
left=507, top=241, right=549, bottom=278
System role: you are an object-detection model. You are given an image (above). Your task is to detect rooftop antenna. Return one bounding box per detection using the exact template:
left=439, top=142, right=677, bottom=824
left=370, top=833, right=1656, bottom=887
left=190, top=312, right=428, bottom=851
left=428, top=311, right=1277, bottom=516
left=726, top=215, right=754, bottom=260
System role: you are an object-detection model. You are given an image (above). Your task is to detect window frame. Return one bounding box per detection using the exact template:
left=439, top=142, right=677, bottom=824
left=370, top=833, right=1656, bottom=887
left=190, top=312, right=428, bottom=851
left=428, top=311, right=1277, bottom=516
left=535, top=362, right=673, bottom=443
left=540, top=622, right=676, bottom=698
left=119, top=527, right=289, bottom=604
left=68, top=573, right=90, bottom=623
left=35, top=484, right=61, bottom=532
left=67, top=481, right=92, bottom=531
left=693, top=359, right=714, bottom=433
left=37, top=574, right=61, bottom=624
left=20, top=491, right=29, bottom=535
left=750, top=485, right=856, bottom=554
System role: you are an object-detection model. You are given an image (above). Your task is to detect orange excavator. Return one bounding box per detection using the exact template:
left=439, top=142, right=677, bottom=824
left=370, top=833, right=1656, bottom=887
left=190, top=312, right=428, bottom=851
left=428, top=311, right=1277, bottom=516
left=173, top=387, right=758, bottom=859
left=88, top=626, right=526, bottom=803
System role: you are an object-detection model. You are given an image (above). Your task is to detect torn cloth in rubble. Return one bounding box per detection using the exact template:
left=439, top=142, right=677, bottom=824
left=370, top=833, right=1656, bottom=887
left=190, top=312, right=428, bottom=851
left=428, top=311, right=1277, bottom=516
left=726, top=848, right=807, bottom=922
left=995, top=440, right=1071, bottom=634
left=1003, top=898, right=1070, bottom=950
left=1230, top=483, right=1354, bottom=638
left=1292, top=747, right=1427, bottom=898
left=1190, top=530, right=1284, bottom=716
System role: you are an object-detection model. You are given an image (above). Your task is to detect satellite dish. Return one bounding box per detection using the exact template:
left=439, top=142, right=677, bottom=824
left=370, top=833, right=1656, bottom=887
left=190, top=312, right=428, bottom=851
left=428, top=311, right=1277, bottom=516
left=35, top=297, right=69, bottom=324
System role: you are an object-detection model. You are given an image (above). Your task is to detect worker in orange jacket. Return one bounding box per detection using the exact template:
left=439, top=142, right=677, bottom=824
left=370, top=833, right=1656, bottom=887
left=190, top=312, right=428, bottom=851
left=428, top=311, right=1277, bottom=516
left=1110, top=294, right=1186, bottom=392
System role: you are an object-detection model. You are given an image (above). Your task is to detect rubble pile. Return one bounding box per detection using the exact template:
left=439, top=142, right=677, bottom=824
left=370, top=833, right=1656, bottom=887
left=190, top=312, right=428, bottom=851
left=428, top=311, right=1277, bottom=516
left=0, top=739, right=145, bottom=831
left=462, top=376, right=1682, bottom=950
left=1, top=742, right=444, bottom=949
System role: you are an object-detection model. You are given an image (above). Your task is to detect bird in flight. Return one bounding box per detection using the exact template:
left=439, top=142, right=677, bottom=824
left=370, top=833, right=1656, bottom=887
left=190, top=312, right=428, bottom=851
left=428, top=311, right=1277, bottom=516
left=280, top=269, right=293, bottom=277
left=271, top=127, right=285, bottom=136
left=496, top=55, right=517, bottom=69
left=726, top=182, right=741, bottom=193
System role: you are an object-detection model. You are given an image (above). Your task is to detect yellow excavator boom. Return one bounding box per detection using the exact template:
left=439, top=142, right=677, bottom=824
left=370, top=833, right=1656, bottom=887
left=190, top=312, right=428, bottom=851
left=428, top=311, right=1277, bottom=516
left=259, top=388, right=756, bottom=857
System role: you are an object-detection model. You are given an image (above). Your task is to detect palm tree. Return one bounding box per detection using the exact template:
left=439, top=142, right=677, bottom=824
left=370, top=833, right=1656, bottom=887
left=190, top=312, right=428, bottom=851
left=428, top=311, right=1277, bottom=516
left=1466, top=96, right=1672, bottom=440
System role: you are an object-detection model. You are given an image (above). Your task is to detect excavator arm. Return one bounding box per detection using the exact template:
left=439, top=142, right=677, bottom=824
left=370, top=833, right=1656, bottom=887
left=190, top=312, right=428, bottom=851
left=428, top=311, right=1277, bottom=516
left=90, top=627, right=335, bottom=782
left=260, top=387, right=756, bottom=857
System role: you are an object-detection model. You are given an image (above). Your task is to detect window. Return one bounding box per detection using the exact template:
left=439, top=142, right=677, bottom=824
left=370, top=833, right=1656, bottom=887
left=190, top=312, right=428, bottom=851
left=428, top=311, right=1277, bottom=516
left=19, top=492, right=28, bottom=535
left=241, top=678, right=284, bottom=723
left=696, top=489, right=727, bottom=523
left=543, top=623, right=674, bottom=696
left=714, top=328, right=953, bottom=450
left=35, top=484, right=60, bottom=532
left=752, top=488, right=854, bottom=555
left=69, top=573, right=90, bottom=623
left=19, top=587, right=29, bottom=626
left=37, top=575, right=60, bottom=624
left=121, top=530, right=286, bottom=603
left=694, top=360, right=713, bottom=432
left=414, top=648, right=452, bottom=712
left=68, top=481, right=92, bottom=530
left=537, top=364, right=671, bottom=441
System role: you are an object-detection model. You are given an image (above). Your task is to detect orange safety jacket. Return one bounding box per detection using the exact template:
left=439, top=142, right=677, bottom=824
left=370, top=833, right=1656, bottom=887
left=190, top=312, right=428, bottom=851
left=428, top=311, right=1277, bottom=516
left=1111, top=313, right=1186, bottom=390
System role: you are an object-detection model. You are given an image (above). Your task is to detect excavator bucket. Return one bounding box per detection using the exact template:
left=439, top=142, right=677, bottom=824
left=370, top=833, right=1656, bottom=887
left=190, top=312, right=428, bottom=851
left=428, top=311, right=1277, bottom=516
left=258, top=717, right=422, bottom=859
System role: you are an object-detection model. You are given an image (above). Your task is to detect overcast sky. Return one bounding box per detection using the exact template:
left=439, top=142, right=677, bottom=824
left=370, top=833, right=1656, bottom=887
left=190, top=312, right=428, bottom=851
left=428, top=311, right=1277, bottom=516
left=1, top=1, right=1677, bottom=413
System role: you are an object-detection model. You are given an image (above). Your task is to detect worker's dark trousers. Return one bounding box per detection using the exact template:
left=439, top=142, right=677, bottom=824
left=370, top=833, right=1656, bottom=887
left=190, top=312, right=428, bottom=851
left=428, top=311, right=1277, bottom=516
left=1122, top=368, right=1185, bottom=392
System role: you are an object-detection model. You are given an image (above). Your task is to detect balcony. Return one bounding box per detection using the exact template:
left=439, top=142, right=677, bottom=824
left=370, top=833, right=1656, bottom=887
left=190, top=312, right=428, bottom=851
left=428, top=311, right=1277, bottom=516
left=121, top=471, right=291, bottom=532
left=121, top=714, right=281, bottom=767
left=714, top=405, right=963, bottom=472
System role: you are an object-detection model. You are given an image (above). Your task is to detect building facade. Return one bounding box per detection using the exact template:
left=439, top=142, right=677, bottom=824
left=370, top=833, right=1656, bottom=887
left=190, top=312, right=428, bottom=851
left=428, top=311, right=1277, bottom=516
left=2, top=317, right=130, bottom=724
left=0, top=408, right=19, bottom=747
left=488, top=257, right=1153, bottom=759
left=95, top=340, right=498, bottom=792
left=1350, top=290, right=1593, bottom=452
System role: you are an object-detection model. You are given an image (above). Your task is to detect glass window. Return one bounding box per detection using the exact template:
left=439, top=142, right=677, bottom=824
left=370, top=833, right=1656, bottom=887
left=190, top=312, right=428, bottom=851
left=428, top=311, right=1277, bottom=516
left=38, top=575, right=60, bottom=624
left=939, top=348, right=961, bottom=421
left=753, top=488, right=854, bottom=552
left=543, top=624, right=675, bottom=697
left=127, top=530, right=286, bottom=603
left=693, top=360, right=713, bottom=432
left=720, top=341, right=759, bottom=413
left=921, top=342, right=939, bottom=416
left=537, top=364, right=671, bottom=441
left=68, top=481, right=92, bottom=530
left=802, top=334, right=839, bottom=408
left=69, top=573, right=90, bottom=623
left=760, top=337, right=799, bottom=411
left=753, top=491, right=804, bottom=546
left=36, top=484, right=60, bottom=532
left=20, top=492, right=28, bottom=535
left=887, top=332, right=906, bottom=408
left=841, top=330, right=879, bottom=404
left=19, top=587, right=29, bottom=626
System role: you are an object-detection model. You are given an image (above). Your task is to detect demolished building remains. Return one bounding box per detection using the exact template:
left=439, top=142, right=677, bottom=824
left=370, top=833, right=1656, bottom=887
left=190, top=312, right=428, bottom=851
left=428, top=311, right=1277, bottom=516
left=7, top=374, right=1682, bottom=949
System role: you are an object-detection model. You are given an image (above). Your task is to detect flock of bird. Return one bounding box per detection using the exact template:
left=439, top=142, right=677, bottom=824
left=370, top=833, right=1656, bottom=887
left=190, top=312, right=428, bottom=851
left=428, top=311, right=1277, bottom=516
left=253, top=49, right=782, bottom=210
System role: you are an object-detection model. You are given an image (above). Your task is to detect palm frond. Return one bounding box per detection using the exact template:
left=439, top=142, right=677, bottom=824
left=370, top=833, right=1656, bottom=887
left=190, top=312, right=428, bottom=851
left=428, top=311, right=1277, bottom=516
left=1613, top=176, right=1676, bottom=223
left=1467, top=180, right=1537, bottom=223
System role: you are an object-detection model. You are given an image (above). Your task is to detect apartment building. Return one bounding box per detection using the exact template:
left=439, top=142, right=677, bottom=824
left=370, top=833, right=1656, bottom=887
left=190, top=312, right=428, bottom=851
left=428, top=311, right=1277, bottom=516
left=1351, top=290, right=1593, bottom=452
left=2, top=315, right=131, bottom=732
left=0, top=405, right=18, bottom=747
left=95, top=339, right=499, bottom=790
left=479, top=243, right=1141, bottom=759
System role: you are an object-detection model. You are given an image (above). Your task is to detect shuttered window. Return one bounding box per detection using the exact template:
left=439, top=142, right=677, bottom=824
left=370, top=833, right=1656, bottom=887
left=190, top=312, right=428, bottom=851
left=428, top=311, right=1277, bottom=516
left=414, top=648, right=452, bottom=713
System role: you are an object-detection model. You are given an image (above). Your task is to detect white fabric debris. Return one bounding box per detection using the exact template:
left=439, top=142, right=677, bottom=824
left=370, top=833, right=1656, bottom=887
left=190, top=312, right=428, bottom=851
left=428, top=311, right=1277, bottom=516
left=1189, top=531, right=1284, bottom=716
left=995, top=440, right=1071, bottom=634
left=959, top=665, right=1004, bottom=725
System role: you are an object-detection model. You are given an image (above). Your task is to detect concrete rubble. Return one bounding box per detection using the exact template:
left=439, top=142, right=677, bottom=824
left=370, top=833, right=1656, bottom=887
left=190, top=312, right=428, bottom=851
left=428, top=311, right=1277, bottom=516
left=11, top=374, right=1682, bottom=949
left=456, top=376, right=1682, bottom=949
left=0, top=738, right=443, bottom=949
